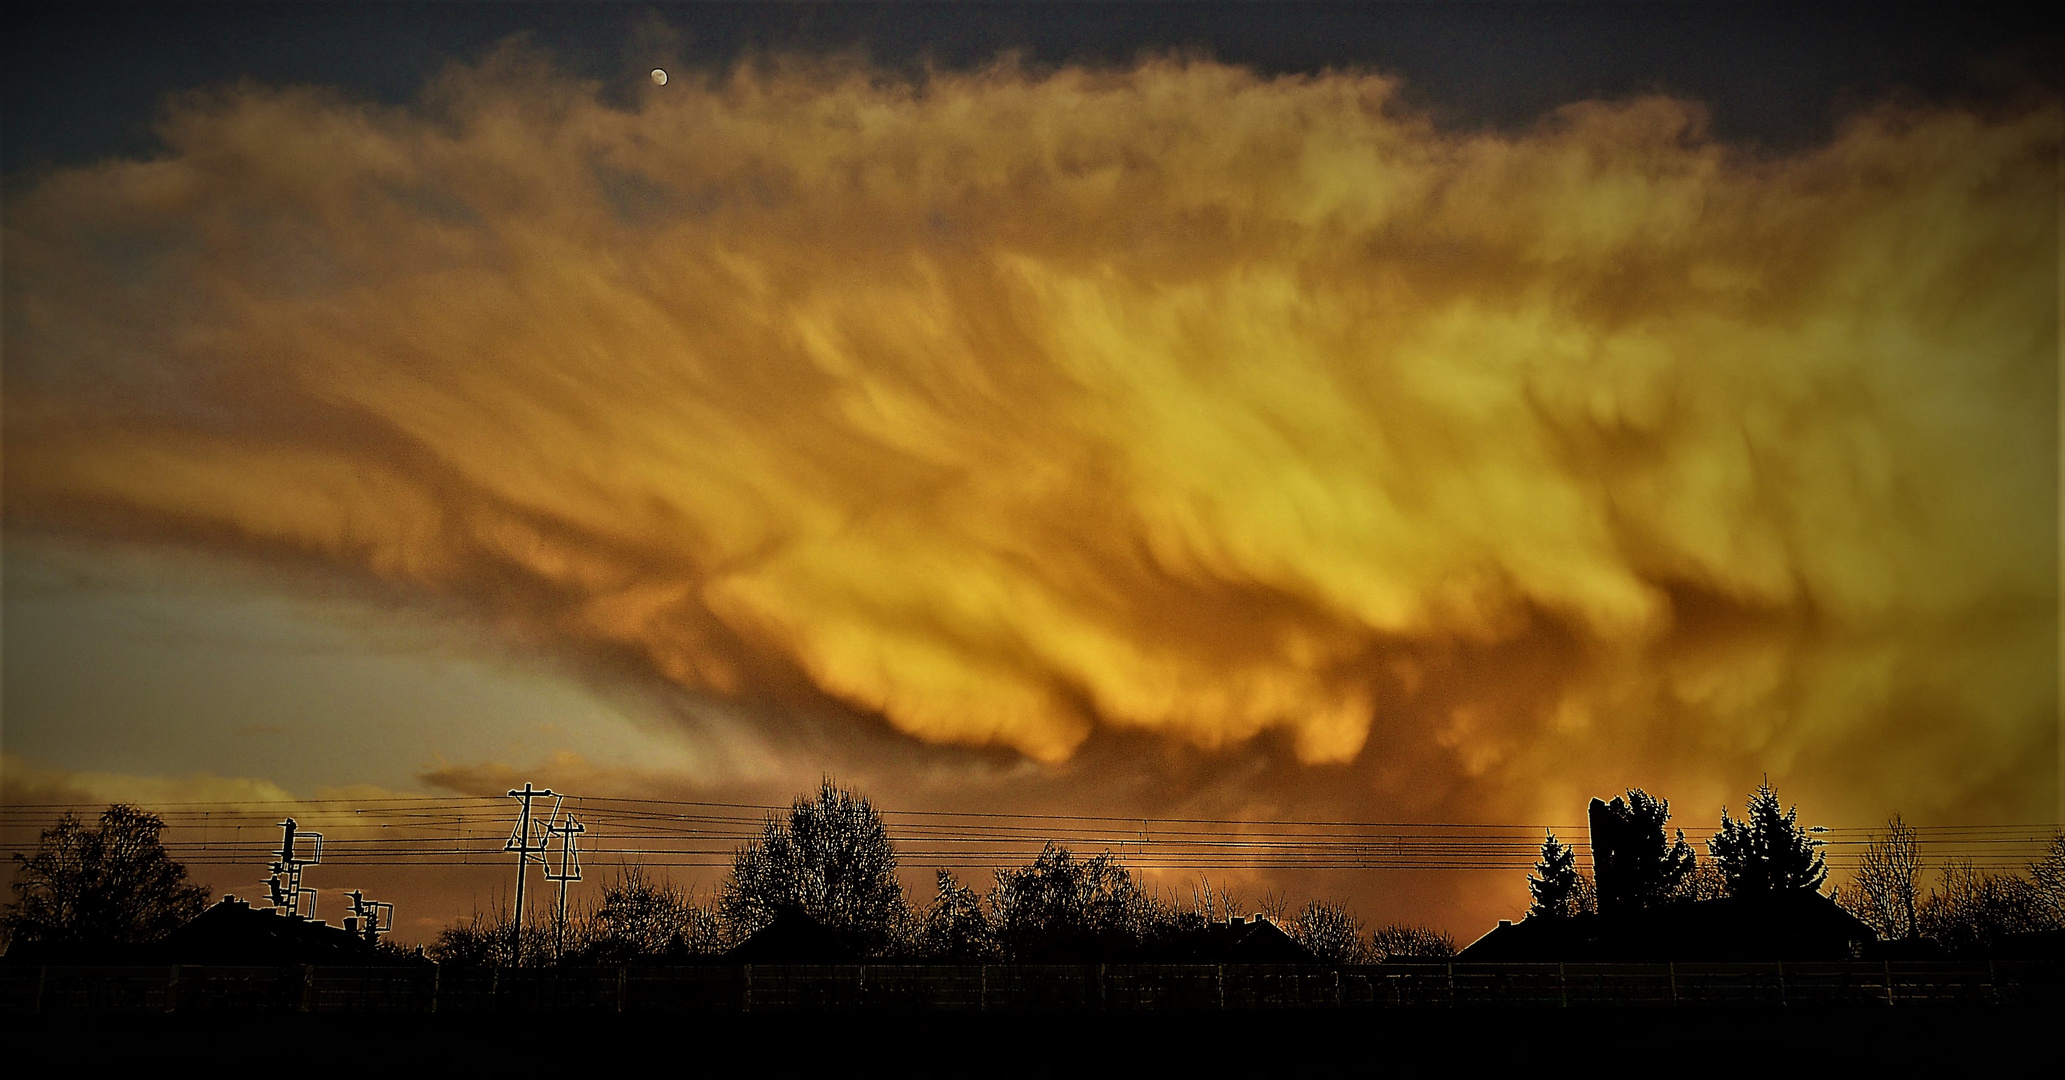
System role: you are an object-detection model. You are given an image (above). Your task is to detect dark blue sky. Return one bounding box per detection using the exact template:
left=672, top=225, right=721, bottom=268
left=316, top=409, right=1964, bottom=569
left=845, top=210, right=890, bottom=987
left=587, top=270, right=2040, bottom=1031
left=5, top=2, right=2057, bottom=176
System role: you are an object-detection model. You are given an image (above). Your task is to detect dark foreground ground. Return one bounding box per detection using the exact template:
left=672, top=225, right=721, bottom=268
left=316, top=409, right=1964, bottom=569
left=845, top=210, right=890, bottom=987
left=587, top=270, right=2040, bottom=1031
left=3, top=1006, right=2053, bottom=1069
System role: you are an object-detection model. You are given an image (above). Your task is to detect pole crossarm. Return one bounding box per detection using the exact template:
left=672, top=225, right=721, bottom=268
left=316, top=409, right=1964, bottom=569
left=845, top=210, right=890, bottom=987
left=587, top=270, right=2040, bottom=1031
left=545, top=813, right=585, bottom=960
left=504, top=783, right=557, bottom=966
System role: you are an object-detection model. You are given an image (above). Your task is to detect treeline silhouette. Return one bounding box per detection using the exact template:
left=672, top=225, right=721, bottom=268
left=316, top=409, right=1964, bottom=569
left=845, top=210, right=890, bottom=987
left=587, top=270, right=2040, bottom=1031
left=4, top=779, right=2061, bottom=967
left=1509, top=782, right=2065, bottom=961
left=424, top=781, right=1454, bottom=967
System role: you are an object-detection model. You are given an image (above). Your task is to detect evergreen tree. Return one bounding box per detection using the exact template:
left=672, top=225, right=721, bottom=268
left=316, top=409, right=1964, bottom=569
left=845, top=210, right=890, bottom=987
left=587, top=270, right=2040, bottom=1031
left=1707, top=780, right=1827, bottom=896
left=1588, top=789, right=1696, bottom=915
left=1527, top=830, right=1581, bottom=918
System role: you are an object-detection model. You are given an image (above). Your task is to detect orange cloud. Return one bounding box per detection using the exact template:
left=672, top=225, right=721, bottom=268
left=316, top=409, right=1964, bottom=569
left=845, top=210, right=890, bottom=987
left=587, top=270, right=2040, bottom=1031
left=5, top=51, right=2056, bottom=829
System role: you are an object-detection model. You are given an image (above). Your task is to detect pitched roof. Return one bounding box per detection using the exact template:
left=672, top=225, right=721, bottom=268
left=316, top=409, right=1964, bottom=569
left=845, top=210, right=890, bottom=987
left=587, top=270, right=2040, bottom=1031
left=1459, top=891, right=1875, bottom=963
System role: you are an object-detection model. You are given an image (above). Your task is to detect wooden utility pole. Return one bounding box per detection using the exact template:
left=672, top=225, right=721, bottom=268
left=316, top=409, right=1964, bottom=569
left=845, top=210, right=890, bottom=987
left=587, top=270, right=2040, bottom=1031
left=504, top=784, right=555, bottom=965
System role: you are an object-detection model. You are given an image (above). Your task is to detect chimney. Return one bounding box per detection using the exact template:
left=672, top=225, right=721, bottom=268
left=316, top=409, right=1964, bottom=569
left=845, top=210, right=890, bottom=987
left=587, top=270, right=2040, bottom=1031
left=1228, top=915, right=1245, bottom=927
left=345, top=917, right=359, bottom=934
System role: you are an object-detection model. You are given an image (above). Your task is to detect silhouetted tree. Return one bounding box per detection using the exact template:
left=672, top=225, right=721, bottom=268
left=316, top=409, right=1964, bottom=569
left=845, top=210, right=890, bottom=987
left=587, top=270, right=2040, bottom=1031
left=577, top=865, right=721, bottom=962
left=1847, top=814, right=1923, bottom=940
left=1290, top=899, right=1366, bottom=963
left=719, top=780, right=907, bottom=956
left=428, top=900, right=548, bottom=968
left=2032, top=832, right=2065, bottom=924
left=1185, top=877, right=1244, bottom=927
left=1707, top=781, right=1827, bottom=896
left=1918, top=858, right=2060, bottom=957
left=1527, top=830, right=1581, bottom=918
left=1, top=804, right=209, bottom=951
left=1588, top=790, right=1695, bottom=916
left=920, top=869, right=994, bottom=960
left=1369, top=923, right=1456, bottom=961
left=1672, top=856, right=1729, bottom=903
left=1571, top=870, right=1598, bottom=915
left=988, top=844, right=1152, bottom=960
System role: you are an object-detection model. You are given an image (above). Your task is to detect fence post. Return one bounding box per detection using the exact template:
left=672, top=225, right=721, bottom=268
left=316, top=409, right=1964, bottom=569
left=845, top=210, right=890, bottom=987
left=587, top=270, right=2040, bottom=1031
left=1668, top=962, right=1678, bottom=1007
left=1776, top=961, right=1787, bottom=1006
left=1559, top=963, right=1568, bottom=1008
left=742, top=964, right=752, bottom=1013
left=1096, top=964, right=1107, bottom=1010
left=165, top=965, right=180, bottom=1014
left=299, top=965, right=316, bottom=1013
left=617, top=966, right=628, bottom=1013
left=1216, top=965, right=1225, bottom=1010
left=429, top=964, right=440, bottom=1014
left=1883, top=960, right=1894, bottom=1007
left=1446, top=963, right=1456, bottom=1008
left=979, top=964, right=988, bottom=1011
left=33, top=966, right=46, bottom=1014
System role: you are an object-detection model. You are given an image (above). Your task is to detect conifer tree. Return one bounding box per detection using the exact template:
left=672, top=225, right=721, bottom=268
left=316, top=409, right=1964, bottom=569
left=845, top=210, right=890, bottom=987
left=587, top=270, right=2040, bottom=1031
left=1708, top=780, right=1827, bottom=896
left=1527, top=830, right=1581, bottom=918
left=1589, top=789, right=1696, bottom=915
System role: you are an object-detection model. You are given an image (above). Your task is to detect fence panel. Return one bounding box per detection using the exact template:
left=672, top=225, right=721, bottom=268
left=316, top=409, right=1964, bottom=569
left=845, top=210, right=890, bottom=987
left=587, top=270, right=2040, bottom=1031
left=0, top=961, right=2054, bottom=1012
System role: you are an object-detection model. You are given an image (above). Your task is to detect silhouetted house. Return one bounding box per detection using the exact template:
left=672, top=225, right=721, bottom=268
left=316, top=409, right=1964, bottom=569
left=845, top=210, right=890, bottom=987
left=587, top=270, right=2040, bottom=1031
left=1459, top=892, right=1874, bottom=963
left=1, top=895, right=404, bottom=966
left=155, top=896, right=392, bottom=965
left=724, top=909, right=862, bottom=963
left=1148, top=916, right=1317, bottom=963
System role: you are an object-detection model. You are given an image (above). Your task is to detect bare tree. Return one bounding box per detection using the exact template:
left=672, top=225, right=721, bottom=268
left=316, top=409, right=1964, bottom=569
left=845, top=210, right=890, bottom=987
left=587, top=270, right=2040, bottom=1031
left=2, top=804, right=209, bottom=951
left=429, top=899, right=551, bottom=968
left=1290, top=899, right=1366, bottom=964
left=719, top=780, right=907, bottom=955
left=577, top=865, right=720, bottom=961
left=1571, top=870, right=1598, bottom=916
left=2031, top=831, right=2065, bottom=924
left=920, top=869, right=994, bottom=960
left=1849, top=814, right=1923, bottom=940
left=988, top=844, right=1153, bottom=960
left=1918, top=857, right=2058, bottom=956
left=1369, top=923, right=1456, bottom=961
left=1672, top=856, right=1729, bottom=903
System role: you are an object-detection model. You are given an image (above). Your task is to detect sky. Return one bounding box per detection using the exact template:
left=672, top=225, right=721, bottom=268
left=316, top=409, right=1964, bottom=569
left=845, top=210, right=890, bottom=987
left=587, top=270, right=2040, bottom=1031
left=3, top=2, right=2061, bottom=943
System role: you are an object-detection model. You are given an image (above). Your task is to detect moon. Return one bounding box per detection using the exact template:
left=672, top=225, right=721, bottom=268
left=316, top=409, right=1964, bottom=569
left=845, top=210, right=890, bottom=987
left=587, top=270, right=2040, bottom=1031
left=650, top=69, right=668, bottom=87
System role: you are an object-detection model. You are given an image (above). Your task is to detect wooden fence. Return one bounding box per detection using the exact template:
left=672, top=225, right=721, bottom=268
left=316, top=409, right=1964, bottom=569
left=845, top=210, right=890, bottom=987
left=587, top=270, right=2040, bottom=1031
left=0, top=961, right=2054, bottom=1013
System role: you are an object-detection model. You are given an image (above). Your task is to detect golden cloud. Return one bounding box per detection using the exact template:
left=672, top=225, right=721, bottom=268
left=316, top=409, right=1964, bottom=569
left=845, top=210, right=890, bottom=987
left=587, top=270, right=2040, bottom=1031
left=5, top=51, right=2056, bottom=824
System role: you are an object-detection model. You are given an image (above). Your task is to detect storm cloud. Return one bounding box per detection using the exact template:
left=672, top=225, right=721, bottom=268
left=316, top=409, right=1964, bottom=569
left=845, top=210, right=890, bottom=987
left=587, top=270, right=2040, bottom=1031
left=5, top=49, right=2056, bottom=843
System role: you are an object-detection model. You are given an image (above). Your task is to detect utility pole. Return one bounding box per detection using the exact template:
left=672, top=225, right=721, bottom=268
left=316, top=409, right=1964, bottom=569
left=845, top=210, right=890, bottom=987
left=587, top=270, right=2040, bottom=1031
left=544, top=813, right=585, bottom=960
left=504, top=783, right=555, bottom=966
